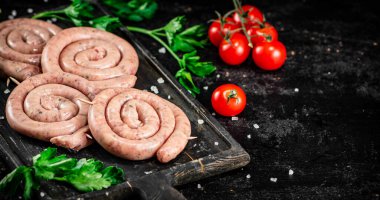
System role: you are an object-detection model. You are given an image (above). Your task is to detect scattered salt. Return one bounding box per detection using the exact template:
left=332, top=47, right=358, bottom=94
left=247, top=134, right=251, bottom=139
left=27, top=8, right=33, bottom=13
left=197, top=183, right=202, bottom=189
left=193, top=144, right=197, bottom=147
left=167, top=95, right=171, bottom=99
left=157, top=77, right=165, bottom=84
left=40, top=192, right=45, bottom=197
left=336, top=49, right=340, bottom=53
left=243, top=74, right=247, bottom=78
left=144, top=171, right=153, bottom=175
left=214, top=141, right=219, bottom=146
left=327, top=72, right=331, bottom=75
left=89, top=21, right=93, bottom=25
left=373, top=42, right=378, bottom=46
left=46, top=19, right=52, bottom=23
left=4, top=89, right=10, bottom=94
left=225, top=72, right=229, bottom=77
left=290, top=50, right=295, bottom=56
left=8, top=15, right=14, bottom=19
left=105, top=192, right=109, bottom=196
left=294, top=88, right=299, bottom=92
left=270, top=177, right=277, bottom=182
left=52, top=18, right=57, bottom=22
left=246, top=174, right=251, bottom=179
left=216, top=74, right=221, bottom=78
left=11, top=10, right=17, bottom=16
left=326, top=48, right=331, bottom=52
left=289, top=169, right=294, bottom=175
left=44, top=0, right=49, bottom=2
left=253, top=124, right=259, bottom=129
left=197, top=119, right=204, bottom=125
left=150, top=85, right=159, bottom=94
left=158, top=47, right=166, bottom=54
left=203, top=86, right=208, bottom=90
left=212, top=112, right=216, bottom=116
left=0, top=8, right=2, bottom=14
left=231, top=116, right=238, bottom=121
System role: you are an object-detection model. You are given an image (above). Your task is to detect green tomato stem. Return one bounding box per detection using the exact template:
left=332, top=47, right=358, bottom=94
left=232, top=0, right=253, bottom=48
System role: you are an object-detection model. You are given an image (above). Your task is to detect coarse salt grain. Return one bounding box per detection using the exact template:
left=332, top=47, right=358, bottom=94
left=289, top=169, right=294, bottom=175
left=8, top=15, right=14, bottom=19
left=158, top=47, right=166, bottom=54
left=197, top=119, right=204, bottom=124
left=270, top=177, right=277, bottom=182
left=157, top=77, right=164, bottom=84
left=216, top=74, right=221, bottom=78
left=203, top=86, right=208, bottom=90
left=40, top=192, right=45, bottom=197
left=243, top=74, right=247, bottom=78
left=4, top=89, right=10, bottom=94
left=27, top=8, right=33, bottom=13
left=105, top=192, right=109, bottom=196
left=212, top=112, right=216, bottom=116
left=247, top=134, right=251, bottom=139
left=246, top=174, right=251, bottom=179
left=373, top=42, right=378, bottom=46
left=197, top=184, right=202, bottom=189
left=44, top=0, right=49, bottom=2
left=225, top=72, right=229, bottom=77
left=89, top=21, right=93, bottom=25
left=46, top=19, right=52, bottom=23
left=253, top=124, right=259, bottom=129
left=290, top=51, right=295, bottom=56
left=214, top=141, right=219, bottom=146
left=167, top=95, right=171, bottom=99
left=231, top=116, right=238, bottom=121
left=11, top=10, right=17, bottom=16
left=52, top=18, right=57, bottom=22
left=150, top=85, right=159, bottom=94
left=294, top=88, right=299, bottom=92
left=144, top=171, right=153, bottom=175
left=326, top=48, right=331, bottom=52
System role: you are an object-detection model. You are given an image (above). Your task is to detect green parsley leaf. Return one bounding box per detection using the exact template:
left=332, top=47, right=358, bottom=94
left=164, top=16, right=186, bottom=46
left=102, top=0, right=158, bottom=22
left=90, top=16, right=122, bottom=32
left=64, top=0, right=94, bottom=19
left=171, top=25, right=208, bottom=53
left=32, top=147, right=77, bottom=180
left=175, top=69, right=200, bottom=95
left=180, top=51, right=216, bottom=77
left=0, top=166, right=38, bottom=200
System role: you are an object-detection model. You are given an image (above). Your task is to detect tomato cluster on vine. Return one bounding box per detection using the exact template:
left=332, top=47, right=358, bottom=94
left=208, top=4, right=287, bottom=70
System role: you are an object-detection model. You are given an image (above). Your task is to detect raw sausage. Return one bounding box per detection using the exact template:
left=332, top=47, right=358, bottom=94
left=0, top=18, right=62, bottom=81
left=5, top=72, right=96, bottom=151
left=41, top=27, right=138, bottom=92
left=88, top=88, right=191, bottom=163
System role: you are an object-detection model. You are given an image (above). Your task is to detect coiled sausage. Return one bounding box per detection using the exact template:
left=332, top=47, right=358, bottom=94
left=41, top=27, right=138, bottom=92
left=88, top=88, right=191, bottom=163
left=0, top=18, right=62, bottom=80
left=5, top=72, right=96, bottom=151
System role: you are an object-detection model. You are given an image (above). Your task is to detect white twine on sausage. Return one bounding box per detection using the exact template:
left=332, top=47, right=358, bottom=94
left=188, top=136, right=197, bottom=140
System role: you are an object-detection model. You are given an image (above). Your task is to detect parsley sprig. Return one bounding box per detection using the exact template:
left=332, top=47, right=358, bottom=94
left=127, top=16, right=216, bottom=95
left=101, top=0, right=158, bottom=22
left=0, top=148, right=125, bottom=200
left=32, top=0, right=121, bottom=32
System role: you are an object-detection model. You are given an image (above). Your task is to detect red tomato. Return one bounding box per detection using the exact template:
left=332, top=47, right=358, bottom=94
left=211, top=84, right=247, bottom=116
left=233, top=5, right=264, bottom=26
left=252, top=41, right=287, bottom=70
left=208, top=17, right=239, bottom=47
left=247, top=22, right=278, bottom=45
left=219, top=33, right=250, bottom=65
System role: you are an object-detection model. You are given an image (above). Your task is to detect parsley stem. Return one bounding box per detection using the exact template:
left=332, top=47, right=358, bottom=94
left=32, top=10, right=65, bottom=19
left=126, top=26, right=182, bottom=64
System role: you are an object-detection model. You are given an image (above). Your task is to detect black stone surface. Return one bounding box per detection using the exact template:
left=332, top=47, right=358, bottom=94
left=1, top=0, right=380, bottom=199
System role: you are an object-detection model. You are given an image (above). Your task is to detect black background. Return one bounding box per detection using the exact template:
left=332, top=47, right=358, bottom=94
left=1, top=0, right=380, bottom=199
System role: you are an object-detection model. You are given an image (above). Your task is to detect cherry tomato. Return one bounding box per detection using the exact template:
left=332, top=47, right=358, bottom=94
left=252, top=41, right=287, bottom=70
left=219, top=33, right=250, bottom=65
left=211, top=84, right=246, bottom=116
left=247, top=22, right=278, bottom=45
left=208, top=17, right=239, bottom=47
left=233, top=5, right=264, bottom=26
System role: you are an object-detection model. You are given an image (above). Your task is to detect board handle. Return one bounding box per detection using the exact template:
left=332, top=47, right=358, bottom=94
left=129, top=174, right=187, bottom=200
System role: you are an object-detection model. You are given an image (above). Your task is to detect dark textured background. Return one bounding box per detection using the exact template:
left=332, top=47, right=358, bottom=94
left=1, top=0, right=380, bottom=199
